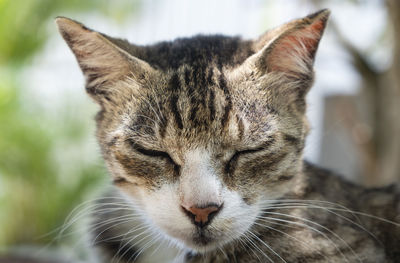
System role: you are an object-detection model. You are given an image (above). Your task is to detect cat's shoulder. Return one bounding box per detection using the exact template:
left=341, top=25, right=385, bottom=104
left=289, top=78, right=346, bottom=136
left=303, top=161, right=400, bottom=213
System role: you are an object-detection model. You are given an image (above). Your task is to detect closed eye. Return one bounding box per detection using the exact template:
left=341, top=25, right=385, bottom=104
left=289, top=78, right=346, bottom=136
left=230, top=147, right=266, bottom=163
left=225, top=147, right=265, bottom=175
left=225, top=137, right=275, bottom=174
left=233, top=136, right=276, bottom=158
left=127, top=139, right=177, bottom=165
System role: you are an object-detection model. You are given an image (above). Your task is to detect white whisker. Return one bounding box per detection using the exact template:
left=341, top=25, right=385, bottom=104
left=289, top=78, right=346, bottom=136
left=253, top=221, right=332, bottom=262
left=257, top=212, right=360, bottom=263
left=247, top=230, right=287, bottom=262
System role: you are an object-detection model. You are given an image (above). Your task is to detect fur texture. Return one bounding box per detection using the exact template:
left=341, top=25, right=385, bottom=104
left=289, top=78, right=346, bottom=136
left=56, top=9, right=400, bottom=263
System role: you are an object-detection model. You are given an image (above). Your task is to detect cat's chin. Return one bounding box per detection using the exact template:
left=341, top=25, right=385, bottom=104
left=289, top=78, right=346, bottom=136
left=171, top=224, right=247, bottom=254
left=181, top=232, right=229, bottom=253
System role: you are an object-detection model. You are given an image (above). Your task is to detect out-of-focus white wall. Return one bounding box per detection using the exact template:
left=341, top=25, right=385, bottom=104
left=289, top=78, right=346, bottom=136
left=22, top=0, right=389, bottom=175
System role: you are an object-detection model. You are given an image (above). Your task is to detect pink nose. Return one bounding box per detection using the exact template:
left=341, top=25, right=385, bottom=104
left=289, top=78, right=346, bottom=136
left=181, top=203, right=223, bottom=227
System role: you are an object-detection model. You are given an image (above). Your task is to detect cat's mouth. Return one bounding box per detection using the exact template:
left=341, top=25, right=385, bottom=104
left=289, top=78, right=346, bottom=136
left=181, top=225, right=230, bottom=252
left=192, top=227, right=216, bottom=245
left=192, top=232, right=214, bottom=246
left=184, top=229, right=220, bottom=252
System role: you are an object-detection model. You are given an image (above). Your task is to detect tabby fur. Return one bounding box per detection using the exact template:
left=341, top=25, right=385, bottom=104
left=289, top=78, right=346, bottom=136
left=56, top=9, right=400, bottom=263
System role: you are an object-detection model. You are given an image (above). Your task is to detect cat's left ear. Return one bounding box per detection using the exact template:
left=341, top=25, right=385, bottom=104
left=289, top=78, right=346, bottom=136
left=247, top=9, right=330, bottom=83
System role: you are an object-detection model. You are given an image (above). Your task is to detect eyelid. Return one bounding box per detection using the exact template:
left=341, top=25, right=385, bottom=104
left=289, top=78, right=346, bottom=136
left=127, top=139, right=174, bottom=161
left=235, top=147, right=265, bottom=156
left=225, top=146, right=266, bottom=175
left=236, top=137, right=275, bottom=155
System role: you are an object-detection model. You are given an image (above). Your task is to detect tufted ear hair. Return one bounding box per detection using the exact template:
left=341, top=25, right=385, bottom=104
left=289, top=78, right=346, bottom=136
left=56, top=17, right=155, bottom=107
left=238, top=9, right=329, bottom=103
left=229, top=10, right=330, bottom=114
left=253, top=9, right=329, bottom=79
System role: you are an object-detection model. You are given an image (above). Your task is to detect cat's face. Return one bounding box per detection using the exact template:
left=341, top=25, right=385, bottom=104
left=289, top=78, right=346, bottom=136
left=93, top=66, right=307, bottom=251
left=56, top=9, right=329, bottom=253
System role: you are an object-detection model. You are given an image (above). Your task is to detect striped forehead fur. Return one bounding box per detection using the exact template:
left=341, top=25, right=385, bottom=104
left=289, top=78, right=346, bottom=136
left=56, top=9, right=336, bottom=259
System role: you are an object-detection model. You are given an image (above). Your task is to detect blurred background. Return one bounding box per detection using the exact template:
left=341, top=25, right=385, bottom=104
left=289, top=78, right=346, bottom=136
left=0, top=0, right=399, bottom=261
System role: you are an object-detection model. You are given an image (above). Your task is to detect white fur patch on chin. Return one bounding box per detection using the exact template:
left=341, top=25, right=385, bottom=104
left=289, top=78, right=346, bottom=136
left=134, top=183, right=258, bottom=254
left=207, top=188, right=259, bottom=248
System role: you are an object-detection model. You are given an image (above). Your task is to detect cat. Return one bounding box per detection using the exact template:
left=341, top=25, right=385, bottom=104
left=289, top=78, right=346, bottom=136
left=56, top=9, right=400, bottom=263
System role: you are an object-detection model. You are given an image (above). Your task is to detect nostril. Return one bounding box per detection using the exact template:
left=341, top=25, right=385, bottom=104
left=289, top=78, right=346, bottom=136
left=181, top=203, right=223, bottom=228
left=181, top=205, right=196, bottom=222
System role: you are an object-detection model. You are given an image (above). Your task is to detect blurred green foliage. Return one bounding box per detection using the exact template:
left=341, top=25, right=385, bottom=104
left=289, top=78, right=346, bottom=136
left=0, top=0, right=141, bottom=66
left=0, top=0, right=141, bottom=249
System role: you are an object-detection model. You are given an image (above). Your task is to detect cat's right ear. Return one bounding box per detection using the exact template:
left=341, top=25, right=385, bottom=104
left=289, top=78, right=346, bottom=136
left=251, top=9, right=329, bottom=79
left=56, top=17, right=155, bottom=106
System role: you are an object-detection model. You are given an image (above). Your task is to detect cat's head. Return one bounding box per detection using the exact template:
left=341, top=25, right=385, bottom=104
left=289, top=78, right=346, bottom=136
left=57, top=9, right=329, bottom=253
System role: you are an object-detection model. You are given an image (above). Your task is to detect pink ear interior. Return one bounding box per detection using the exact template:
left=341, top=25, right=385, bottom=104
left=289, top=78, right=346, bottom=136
left=265, top=16, right=327, bottom=76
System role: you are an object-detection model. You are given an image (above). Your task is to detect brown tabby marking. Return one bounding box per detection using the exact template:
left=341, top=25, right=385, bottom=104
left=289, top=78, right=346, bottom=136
left=56, top=9, right=399, bottom=263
